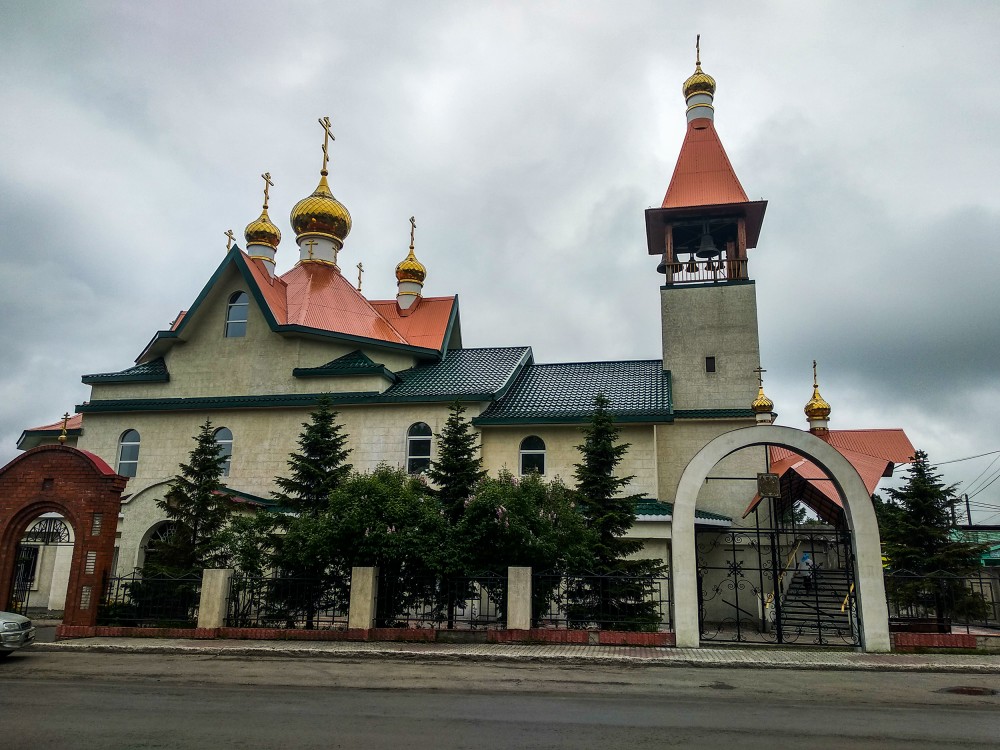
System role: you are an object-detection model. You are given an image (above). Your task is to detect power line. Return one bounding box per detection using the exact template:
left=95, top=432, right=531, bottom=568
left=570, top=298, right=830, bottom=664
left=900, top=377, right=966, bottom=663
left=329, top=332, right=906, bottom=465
left=930, top=449, right=1000, bottom=467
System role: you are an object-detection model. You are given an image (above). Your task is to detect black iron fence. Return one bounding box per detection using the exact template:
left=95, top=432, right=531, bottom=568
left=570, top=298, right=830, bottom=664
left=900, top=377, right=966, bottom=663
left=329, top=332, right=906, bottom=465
left=885, top=570, right=1000, bottom=634
left=375, top=573, right=506, bottom=630
left=532, top=573, right=671, bottom=632
left=226, top=574, right=349, bottom=630
left=97, top=571, right=201, bottom=628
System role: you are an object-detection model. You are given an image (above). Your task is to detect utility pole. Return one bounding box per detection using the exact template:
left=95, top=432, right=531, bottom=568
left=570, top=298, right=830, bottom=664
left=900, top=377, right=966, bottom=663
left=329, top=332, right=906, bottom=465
left=964, top=493, right=973, bottom=526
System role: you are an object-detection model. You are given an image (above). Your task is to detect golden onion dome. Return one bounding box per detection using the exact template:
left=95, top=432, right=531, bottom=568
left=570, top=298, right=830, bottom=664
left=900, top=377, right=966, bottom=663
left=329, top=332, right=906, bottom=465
left=244, top=207, right=281, bottom=250
left=804, top=360, right=832, bottom=421
left=396, top=247, right=426, bottom=285
left=752, top=385, right=774, bottom=414
left=683, top=63, right=716, bottom=99
left=289, top=173, right=352, bottom=243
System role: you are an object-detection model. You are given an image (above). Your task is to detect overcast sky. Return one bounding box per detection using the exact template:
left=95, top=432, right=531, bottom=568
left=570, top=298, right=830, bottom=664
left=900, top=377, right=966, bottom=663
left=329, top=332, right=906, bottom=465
left=2, top=2, right=999, bottom=521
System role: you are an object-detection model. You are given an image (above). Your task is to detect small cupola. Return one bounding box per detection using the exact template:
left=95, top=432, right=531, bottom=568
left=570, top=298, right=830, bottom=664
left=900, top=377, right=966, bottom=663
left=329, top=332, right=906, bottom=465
left=244, top=172, right=281, bottom=277
left=290, top=117, right=352, bottom=268
left=682, top=35, right=716, bottom=123
left=751, top=366, right=775, bottom=424
left=804, top=360, right=832, bottom=433
left=395, top=215, right=426, bottom=311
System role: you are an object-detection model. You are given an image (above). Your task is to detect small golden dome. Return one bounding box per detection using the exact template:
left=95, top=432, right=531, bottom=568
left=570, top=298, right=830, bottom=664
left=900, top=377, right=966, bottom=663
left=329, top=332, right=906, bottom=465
left=752, top=385, right=774, bottom=414
left=804, top=361, right=831, bottom=421
left=289, top=173, right=352, bottom=243
left=396, top=247, right=426, bottom=285
left=683, top=64, right=716, bottom=99
left=244, top=207, right=281, bottom=250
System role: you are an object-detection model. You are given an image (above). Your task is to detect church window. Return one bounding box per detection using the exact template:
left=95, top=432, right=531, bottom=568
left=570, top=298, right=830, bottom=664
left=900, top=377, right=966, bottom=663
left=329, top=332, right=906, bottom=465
left=406, top=422, right=432, bottom=474
left=225, top=291, right=249, bottom=338
left=705, top=356, right=716, bottom=373
left=519, top=436, right=546, bottom=475
left=117, top=429, right=140, bottom=478
left=214, top=427, right=233, bottom=477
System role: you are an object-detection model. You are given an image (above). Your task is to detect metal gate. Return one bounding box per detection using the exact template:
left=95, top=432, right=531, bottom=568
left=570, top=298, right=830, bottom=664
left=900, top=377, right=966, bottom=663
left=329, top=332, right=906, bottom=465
left=696, top=517, right=859, bottom=647
left=7, top=545, right=39, bottom=615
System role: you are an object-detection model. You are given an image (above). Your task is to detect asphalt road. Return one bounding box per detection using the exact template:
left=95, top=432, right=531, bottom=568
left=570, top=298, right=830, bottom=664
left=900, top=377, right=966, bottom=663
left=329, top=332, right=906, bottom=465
left=2, top=651, right=998, bottom=749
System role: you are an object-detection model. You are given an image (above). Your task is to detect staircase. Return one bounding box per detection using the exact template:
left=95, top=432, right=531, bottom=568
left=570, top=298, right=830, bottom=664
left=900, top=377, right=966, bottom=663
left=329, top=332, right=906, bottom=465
left=778, top=568, right=857, bottom=645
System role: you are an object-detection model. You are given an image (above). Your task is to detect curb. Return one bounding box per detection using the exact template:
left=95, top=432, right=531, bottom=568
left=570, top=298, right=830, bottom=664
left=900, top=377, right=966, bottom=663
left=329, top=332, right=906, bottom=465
left=27, top=641, right=1000, bottom=674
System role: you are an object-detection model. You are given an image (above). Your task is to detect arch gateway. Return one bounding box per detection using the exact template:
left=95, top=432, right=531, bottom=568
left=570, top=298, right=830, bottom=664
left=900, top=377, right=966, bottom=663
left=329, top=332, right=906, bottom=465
left=671, top=424, right=891, bottom=652
left=0, top=446, right=126, bottom=627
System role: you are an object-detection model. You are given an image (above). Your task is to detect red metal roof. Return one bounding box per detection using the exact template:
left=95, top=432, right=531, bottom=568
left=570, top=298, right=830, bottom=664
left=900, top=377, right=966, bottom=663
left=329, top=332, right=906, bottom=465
left=24, top=413, right=83, bottom=432
left=371, top=297, right=456, bottom=351
left=237, top=256, right=456, bottom=352
left=662, top=118, right=749, bottom=208
left=744, top=428, right=915, bottom=519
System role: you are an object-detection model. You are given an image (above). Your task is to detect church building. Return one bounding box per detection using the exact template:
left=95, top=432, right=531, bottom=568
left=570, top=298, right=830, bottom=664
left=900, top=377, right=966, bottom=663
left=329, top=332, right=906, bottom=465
left=16, top=49, right=911, bottom=636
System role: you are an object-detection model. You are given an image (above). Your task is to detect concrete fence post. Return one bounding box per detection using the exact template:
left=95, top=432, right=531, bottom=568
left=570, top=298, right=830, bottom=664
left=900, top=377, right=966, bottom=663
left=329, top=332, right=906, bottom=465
left=507, top=566, right=532, bottom=630
left=348, top=566, right=379, bottom=630
left=197, top=569, right=234, bottom=630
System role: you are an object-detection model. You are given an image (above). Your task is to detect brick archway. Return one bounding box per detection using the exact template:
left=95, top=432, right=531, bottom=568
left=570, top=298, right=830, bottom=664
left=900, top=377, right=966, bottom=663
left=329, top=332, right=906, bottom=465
left=0, top=446, right=126, bottom=626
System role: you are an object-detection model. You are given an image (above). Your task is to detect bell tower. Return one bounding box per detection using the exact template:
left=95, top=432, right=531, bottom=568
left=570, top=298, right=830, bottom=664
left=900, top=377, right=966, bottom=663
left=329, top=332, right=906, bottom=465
left=645, top=40, right=767, bottom=412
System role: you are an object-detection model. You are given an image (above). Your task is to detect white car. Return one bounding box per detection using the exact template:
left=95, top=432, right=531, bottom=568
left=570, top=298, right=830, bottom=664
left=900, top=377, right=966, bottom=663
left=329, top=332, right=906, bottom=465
left=0, top=611, right=36, bottom=657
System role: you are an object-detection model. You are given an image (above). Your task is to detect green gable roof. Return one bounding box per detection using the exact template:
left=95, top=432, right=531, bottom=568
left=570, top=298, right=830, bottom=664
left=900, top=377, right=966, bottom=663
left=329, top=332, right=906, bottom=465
left=82, top=358, right=170, bottom=384
left=474, top=360, right=672, bottom=425
left=293, top=350, right=400, bottom=383
left=635, top=498, right=732, bottom=524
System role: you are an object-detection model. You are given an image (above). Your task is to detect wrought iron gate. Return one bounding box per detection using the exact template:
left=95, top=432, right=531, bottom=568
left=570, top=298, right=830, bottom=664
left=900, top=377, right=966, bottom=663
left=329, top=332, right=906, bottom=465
left=696, top=521, right=859, bottom=646
left=8, top=545, right=39, bottom=615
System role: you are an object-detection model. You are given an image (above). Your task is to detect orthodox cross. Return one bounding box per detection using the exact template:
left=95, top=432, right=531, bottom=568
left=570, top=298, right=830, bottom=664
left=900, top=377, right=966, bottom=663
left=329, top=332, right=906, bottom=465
left=58, top=412, right=70, bottom=445
left=357, top=262, right=364, bottom=291
left=225, top=229, right=235, bottom=250
left=409, top=215, right=416, bottom=249
left=696, top=34, right=701, bottom=66
left=753, top=366, right=766, bottom=388
left=261, top=172, right=273, bottom=209
left=304, top=239, right=317, bottom=260
left=318, top=116, right=334, bottom=173
left=812, top=359, right=819, bottom=387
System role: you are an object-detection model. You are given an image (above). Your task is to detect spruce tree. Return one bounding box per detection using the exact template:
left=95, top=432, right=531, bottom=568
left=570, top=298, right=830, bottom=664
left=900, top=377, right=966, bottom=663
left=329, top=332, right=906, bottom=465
left=149, top=419, right=235, bottom=576
left=571, top=394, right=663, bottom=630
left=426, top=401, right=487, bottom=526
left=877, top=450, right=989, bottom=622
left=272, top=396, right=353, bottom=519
left=269, top=396, right=353, bottom=628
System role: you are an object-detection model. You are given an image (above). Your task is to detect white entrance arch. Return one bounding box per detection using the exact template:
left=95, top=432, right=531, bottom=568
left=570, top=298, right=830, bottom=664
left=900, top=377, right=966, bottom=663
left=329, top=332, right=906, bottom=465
left=672, top=425, right=890, bottom=652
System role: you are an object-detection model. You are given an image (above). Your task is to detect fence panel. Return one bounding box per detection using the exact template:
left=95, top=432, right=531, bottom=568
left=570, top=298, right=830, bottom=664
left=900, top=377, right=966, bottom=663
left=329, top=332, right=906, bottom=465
left=375, top=573, right=507, bottom=630
left=533, top=573, right=671, bottom=632
left=885, top=570, right=1000, bottom=634
left=97, top=571, right=202, bottom=628
left=226, top=574, right=349, bottom=630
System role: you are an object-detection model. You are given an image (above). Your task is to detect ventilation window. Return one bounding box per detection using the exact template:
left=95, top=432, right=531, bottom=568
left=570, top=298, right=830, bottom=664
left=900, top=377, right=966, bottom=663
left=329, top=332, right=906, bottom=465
left=117, top=430, right=140, bottom=478
left=406, top=422, right=433, bottom=474
left=225, top=291, right=249, bottom=338
left=519, top=436, right=546, bottom=475
left=705, top=356, right=717, bottom=373
left=214, top=427, right=233, bottom=477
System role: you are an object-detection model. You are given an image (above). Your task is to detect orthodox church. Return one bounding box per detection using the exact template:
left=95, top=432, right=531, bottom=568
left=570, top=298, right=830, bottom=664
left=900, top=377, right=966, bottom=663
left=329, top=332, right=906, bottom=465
left=16, top=50, right=912, bottom=589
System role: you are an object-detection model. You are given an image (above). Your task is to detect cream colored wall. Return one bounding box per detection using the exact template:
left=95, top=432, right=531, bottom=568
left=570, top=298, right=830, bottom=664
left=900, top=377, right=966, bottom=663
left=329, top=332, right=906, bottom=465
left=655, top=419, right=767, bottom=524
left=88, top=265, right=419, bottom=402
left=479, top=424, right=657, bottom=498
left=662, top=283, right=760, bottom=411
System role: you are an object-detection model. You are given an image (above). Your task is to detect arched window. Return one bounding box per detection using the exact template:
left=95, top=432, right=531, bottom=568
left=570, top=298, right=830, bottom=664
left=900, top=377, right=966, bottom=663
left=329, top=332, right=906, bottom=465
left=142, top=521, right=177, bottom=571
left=117, top=429, right=141, bottom=478
left=519, top=436, right=546, bottom=475
left=214, top=427, right=233, bottom=477
left=406, top=422, right=432, bottom=474
left=225, top=291, right=249, bottom=338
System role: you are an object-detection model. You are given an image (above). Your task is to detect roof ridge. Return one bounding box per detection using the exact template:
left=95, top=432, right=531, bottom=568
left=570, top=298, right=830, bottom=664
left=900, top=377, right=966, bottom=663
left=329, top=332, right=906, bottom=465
left=528, top=359, right=663, bottom=368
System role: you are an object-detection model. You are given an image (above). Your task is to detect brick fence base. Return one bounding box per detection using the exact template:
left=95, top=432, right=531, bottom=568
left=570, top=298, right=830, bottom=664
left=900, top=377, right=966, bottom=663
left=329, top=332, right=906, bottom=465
left=55, top=624, right=675, bottom=646
left=891, top=632, right=977, bottom=651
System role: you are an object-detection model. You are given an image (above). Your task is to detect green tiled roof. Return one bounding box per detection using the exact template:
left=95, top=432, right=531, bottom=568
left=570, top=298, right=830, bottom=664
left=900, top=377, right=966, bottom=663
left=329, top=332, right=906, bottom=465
left=674, top=408, right=756, bottom=420
left=383, top=347, right=532, bottom=400
left=475, top=360, right=672, bottom=424
left=635, top=498, right=731, bottom=524
left=293, top=350, right=399, bottom=383
left=82, top=358, right=170, bottom=384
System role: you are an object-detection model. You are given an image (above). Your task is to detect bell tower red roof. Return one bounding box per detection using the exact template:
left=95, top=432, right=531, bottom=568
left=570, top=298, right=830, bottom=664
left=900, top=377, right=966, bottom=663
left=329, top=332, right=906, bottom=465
left=661, top=118, right=749, bottom=208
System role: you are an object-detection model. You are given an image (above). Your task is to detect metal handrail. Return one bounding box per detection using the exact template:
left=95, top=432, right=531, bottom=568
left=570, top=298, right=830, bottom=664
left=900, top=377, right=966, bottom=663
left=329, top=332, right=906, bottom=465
left=764, top=541, right=803, bottom=609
